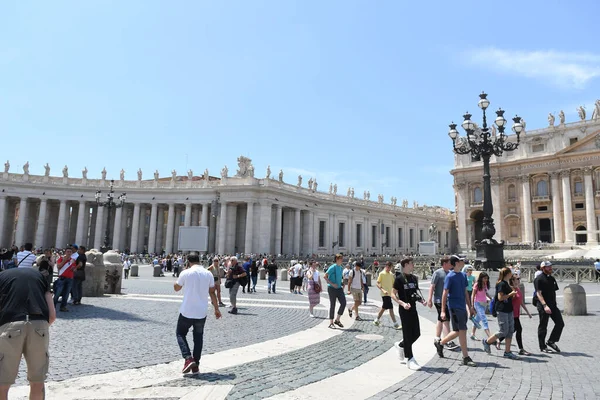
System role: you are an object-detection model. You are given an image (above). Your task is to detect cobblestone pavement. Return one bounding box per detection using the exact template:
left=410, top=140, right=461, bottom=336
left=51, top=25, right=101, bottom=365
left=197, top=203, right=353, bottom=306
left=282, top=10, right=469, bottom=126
left=13, top=267, right=600, bottom=399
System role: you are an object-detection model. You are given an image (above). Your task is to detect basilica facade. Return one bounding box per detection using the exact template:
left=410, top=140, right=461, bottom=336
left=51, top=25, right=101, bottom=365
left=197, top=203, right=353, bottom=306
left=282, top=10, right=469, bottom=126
left=0, top=157, right=455, bottom=255
left=452, top=106, right=600, bottom=250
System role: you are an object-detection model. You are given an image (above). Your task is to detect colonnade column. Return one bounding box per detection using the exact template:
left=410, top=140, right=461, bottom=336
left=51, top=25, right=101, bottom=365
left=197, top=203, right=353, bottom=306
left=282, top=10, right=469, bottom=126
left=217, top=202, right=227, bottom=254
left=165, top=204, right=176, bottom=254
left=258, top=202, right=272, bottom=254
left=112, top=206, right=123, bottom=249
left=93, top=206, right=105, bottom=250
left=34, top=199, right=48, bottom=248
left=274, top=205, right=282, bottom=255
left=294, top=208, right=301, bottom=256
left=75, top=201, right=86, bottom=246
left=550, top=172, right=563, bottom=243
left=129, top=203, right=141, bottom=253
left=245, top=202, right=254, bottom=253
left=306, top=210, right=314, bottom=255
left=201, top=203, right=209, bottom=227
left=147, top=203, right=157, bottom=253
left=520, top=175, right=534, bottom=243
left=584, top=167, right=598, bottom=244
left=491, top=178, right=503, bottom=242
left=0, top=197, right=6, bottom=247
left=191, top=206, right=199, bottom=226
left=184, top=203, right=192, bottom=227
left=561, top=170, right=574, bottom=244
left=55, top=200, right=68, bottom=248
left=455, top=183, right=468, bottom=251
left=14, top=198, right=28, bottom=246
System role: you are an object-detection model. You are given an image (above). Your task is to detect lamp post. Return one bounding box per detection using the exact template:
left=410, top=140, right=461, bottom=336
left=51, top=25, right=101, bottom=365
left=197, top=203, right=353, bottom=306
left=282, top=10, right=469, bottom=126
left=95, top=179, right=126, bottom=253
left=448, top=92, right=523, bottom=270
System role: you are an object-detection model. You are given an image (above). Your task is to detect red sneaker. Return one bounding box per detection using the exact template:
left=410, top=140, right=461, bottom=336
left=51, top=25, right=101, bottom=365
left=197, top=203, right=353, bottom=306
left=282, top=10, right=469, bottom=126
left=191, top=364, right=199, bottom=374
left=182, top=357, right=197, bottom=374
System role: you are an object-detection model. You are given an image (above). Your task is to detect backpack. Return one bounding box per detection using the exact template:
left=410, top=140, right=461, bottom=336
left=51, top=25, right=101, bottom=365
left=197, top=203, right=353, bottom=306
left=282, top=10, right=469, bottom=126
left=489, top=293, right=498, bottom=317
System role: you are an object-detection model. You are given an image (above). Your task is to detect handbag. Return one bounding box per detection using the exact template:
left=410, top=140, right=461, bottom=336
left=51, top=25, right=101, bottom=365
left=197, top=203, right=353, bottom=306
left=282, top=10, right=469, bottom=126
left=313, top=279, right=322, bottom=293
left=224, top=277, right=234, bottom=289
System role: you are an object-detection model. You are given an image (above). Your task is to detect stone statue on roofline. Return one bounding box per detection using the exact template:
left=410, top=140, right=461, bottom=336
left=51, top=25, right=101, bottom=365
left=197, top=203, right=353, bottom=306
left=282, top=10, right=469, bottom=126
left=23, top=161, right=29, bottom=175
left=44, top=163, right=50, bottom=177
left=62, top=165, right=69, bottom=178
left=101, top=167, right=107, bottom=180
left=592, top=100, right=600, bottom=121
left=4, top=160, right=9, bottom=173
left=266, top=165, right=271, bottom=179
left=120, top=169, right=125, bottom=181
left=154, top=170, right=159, bottom=181
left=221, top=166, right=228, bottom=179
left=333, top=184, right=337, bottom=195
left=577, top=106, right=586, bottom=121
left=278, top=169, right=283, bottom=182
left=171, top=169, right=177, bottom=180
left=559, top=110, right=565, bottom=125
left=313, top=179, right=318, bottom=192
left=548, top=113, right=555, bottom=127
left=138, top=168, right=143, bottom=181
left=297, top=175, right=302, bottom=187
left=235, top=156, right=253, bottom=178
left=82, top=167, right=88, bottom=179
left=188, top=169, right=194, bottom=180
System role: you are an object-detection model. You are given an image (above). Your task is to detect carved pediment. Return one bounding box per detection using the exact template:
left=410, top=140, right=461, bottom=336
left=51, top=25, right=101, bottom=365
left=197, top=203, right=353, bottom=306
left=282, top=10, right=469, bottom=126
left=556, top=131, right=600, bottom=156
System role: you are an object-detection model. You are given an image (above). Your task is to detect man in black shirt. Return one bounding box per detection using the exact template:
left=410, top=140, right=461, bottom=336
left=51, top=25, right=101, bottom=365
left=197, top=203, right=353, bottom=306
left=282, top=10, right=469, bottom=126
left=71, top=245, right=87, bottom=305
left=0, top=268, right=56, bottom=399
left=266, top=259, right=278, bottom=294
left=534, top=261, right=564, bottom=352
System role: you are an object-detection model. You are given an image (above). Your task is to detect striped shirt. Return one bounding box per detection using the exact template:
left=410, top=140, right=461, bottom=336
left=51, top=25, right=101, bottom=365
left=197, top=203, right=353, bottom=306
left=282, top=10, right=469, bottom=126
left=16, top=251, right=35, bottom=268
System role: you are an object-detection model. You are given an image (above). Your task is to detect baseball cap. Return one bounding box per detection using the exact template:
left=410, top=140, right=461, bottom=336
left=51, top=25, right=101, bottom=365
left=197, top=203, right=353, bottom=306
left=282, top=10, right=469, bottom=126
left=540, top=261, right=552, bottom=268
left=450, top=255, right=465, bottom=265
left=70, top=244, right=79, bottom=250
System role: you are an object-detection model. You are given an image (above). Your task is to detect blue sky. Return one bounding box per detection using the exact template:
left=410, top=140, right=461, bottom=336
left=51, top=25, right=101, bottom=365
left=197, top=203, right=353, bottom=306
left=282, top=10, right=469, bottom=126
left=2, top=1, right=600, bottom=209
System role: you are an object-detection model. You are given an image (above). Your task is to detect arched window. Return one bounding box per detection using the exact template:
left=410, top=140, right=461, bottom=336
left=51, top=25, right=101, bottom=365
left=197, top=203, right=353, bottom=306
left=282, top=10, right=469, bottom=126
left=536, top=180, right=548, bottom=197
left=574, top=177, right=584, bottom=195
left=473, top=187, right=482, bottom=203
left=507, top=184, right=516, bottom=201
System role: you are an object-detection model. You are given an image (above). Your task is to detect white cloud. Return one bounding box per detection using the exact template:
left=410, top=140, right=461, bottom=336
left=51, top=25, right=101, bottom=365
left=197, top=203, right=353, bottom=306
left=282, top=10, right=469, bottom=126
left=464, top=48, right=600, bottom=89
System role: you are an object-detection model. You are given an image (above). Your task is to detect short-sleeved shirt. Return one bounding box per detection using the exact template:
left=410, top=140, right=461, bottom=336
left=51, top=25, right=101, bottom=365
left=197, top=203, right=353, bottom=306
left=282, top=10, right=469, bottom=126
left=393, top=273, right=419, bottom=305
left=495, top=280, right=514, bottom=314
left=443, top=271, right=467, bottom=310
left=267, top=263, right=278, bottom=277
left=377, top=270, right=395, bottom=297
left=534, top=273, right=559, bottom=307
left=176, top=265, right=215, bottom=319
left=326, top=264, right=343, bottom=288
left=431, top=268, right=449, bottom=303
left=242, top=261, right=252, bottom=273
left=57, top=256, right=77, bottom=279
left=0, top=268, right=50, bottom=327
left=594, top=261, right=600, bottom=271
left=16, top=251, right=36, bottom=268
left=466, top=275, right=475, bottom=291
left=349, top=268, right=363, bottom=290
left=512, top=287, right=522, bottom=318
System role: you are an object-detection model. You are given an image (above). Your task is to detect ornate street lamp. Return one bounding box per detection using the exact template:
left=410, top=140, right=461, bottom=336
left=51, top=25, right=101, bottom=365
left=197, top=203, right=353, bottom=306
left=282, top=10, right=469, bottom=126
left=96, top=179, right=126, bottom=253
left=448, top=92, right=523, bottom=270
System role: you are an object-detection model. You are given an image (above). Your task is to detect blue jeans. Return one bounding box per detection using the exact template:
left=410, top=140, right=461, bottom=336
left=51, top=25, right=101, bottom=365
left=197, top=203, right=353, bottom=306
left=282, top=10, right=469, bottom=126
left=268, top=276, right=277, bottom=292
left=54, top=278, right=73, bottom=309
left=71, top=279, right=83, bottom=303
left=251, top=275, right=258, bottom=291
left=363, top=284, right=369, bottom=303
left=176, top=314, right=206, bottom=364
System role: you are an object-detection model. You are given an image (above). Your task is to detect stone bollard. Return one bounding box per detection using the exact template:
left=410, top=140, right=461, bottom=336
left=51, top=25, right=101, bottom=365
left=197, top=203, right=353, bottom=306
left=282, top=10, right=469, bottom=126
left=103, top=251, right=124, bottom=294
left=279, top=269, right=288, bottom=281
left=259, top=269, right=266, bottom=280
left=130, top=264, right=139, bottom=277
left=153, top=265, right=163, bottom=277
left=563, top=284, right=587, bottom=315
left=82, top=249, right=106, bottom=297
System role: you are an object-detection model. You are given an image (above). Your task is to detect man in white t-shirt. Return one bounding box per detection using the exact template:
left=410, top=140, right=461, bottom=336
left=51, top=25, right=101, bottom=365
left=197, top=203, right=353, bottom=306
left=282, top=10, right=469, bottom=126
left=292, top=261, right=304, bottom=295
left=123, top=258, right=131, bottom=279
left=174, top=254, right=221, bottom=374
left=16, top=243, right=36, bottom=268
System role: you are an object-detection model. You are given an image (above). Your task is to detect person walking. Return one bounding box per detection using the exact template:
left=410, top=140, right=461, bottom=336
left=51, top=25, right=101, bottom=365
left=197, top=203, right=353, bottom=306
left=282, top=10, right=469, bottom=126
left=54, top=248, right=78, bottom=312
left=123, top=257, right=131, bottom=279
left=427, top=257, right=458, bottom=350
left=497, top=274, right=533, bottom=356
left=470, top=272, right=492, bottom=341
left=534, top=261, right=564, bottom=353
left=594, top=259, right=600, bottom=282
left=324, top=254, right=346, bottom=329
left=242, top=256, right=252, bottom=293
left=373, top=261, right=401, bottom=329
left=306, top=261, right=322, bottom=317
left=250, top=260, right=259, bottom=293
left=347, top=261, right=364, bottom=321
left=362, top=265, right=369, bottom=304
left=266, top=258, right=278, bottom=294
left=71, top=245, right=87, bottom=305
left=393, top=258, right=425, bottom=370
left=433, top=255, right=476, bottom=367
left=207, top=257, right=226, bottom=307
left=0, top=266, right=56, bottom=400
left=226, top=257, right=246, bottom=315
left=174, top=254, right=221, bottom=374
left=481, top=267, right=519, bottom=360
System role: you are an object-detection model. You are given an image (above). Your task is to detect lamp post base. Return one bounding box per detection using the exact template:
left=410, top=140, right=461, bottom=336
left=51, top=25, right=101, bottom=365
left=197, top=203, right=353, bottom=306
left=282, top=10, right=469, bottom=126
left=475, top=240, right=505, bottom=271
left=100, top=245, right=112, bottom=254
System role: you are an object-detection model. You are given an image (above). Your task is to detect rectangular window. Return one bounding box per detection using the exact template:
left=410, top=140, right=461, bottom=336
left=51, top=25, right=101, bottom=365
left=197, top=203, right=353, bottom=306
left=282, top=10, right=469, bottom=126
left=438, top=231, right=441, bottom=244
left=318, top=221, right=326, bottom=248
left=569, top=137, right=578, bottom=145
left=398, top=228, right=403, bottom=248
left=385, top=227, right=390, bottom=247
left=510, top=224, right=518, bottom=237
left=409, top=229, right=414, bottom=248
left=338, top=222, right=345, bottom=247
left=532, top=143, right=545, bottom=153
left=445, top=231, right=449, bottom=246
left=575, top=203, right=585, bottom=209
left=538, top=206, right=548, bottom=212
left=371, top=225, right=377, bottom=248
left=356, top=224, right=362, bottom=247
left=419, top=229, right=424, bottom=242
left=574, top=181, right=584, bottom=194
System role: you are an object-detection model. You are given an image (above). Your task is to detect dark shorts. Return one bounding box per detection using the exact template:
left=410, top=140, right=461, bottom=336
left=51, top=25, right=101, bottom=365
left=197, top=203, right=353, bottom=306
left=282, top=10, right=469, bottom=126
left=381, top=296, right=393, bottom=310
left=434, top=303, right=450, bottom=322
left=213, top=276, right=219, bottom=283
left=448, top=307, right=468, bottom=332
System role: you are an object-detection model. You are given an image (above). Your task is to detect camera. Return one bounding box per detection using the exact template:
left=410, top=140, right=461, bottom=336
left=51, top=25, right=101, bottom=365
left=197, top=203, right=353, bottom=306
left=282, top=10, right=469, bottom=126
left=410, top=292, right=424, bottom=303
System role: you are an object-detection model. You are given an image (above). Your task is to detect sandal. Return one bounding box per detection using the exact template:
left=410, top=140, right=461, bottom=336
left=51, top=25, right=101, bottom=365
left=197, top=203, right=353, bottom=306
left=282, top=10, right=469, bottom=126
left=518, top=349, right=531, bottom=356
left=334, top=320, right=344, bottom=328
left=355, top=316, right=364, bottom=321
left=328, top=323, right=336, bottom=329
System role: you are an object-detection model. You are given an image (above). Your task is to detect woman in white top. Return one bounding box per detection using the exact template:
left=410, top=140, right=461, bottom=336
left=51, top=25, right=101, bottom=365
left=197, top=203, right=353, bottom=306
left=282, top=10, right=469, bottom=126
left=306, top=261, right=322, bottom=317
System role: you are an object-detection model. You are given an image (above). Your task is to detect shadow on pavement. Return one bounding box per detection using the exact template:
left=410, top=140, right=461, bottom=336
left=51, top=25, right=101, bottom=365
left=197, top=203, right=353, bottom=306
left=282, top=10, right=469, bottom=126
left=419, top=367, right=451, bottom=374
left=55, top=305, right=150, bottom=322
left=186, top=372, right=236, bottom=382
left=473, top=362, right=510, bottom=368
left=559, top=352, right=593, bottom=358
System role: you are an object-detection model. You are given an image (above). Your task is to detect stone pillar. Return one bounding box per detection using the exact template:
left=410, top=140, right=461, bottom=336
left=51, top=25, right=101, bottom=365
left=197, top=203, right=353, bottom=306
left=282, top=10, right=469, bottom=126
left=147, top=203, right=157, bottom=254
left=307, top=210, right=314, bottom=255
left=217, top=201, right=227, bottom=254
left=112, top=206, right=123, bottom=250
left=137, top=205, right=146, bottom=252
left=0, top=196, right=6, bottom=247
left=201, top=203, right=209, bottom=226
left=245, top=202, right=254, bottom=253
left=258, top=202, right=272, bottom=254
left=14, top=197, right=28, bottom=246
left=294, top=208, right=301, bottom=256
left=165, top=203, right=175, bottom=254
left=491, top=178, right=503, bottom=242
left=551, top=172, right=563, bottom=243
left=561, top=170, right=574, bottom=244
left=455, top=183, right=467, bottom=251
left=584, top=167, right=598, bottom=244
left=156, top=206, right=165, bottom=253
left=184, top=203, right=192, bottom=227
left=34, top=199, right=48, bottom=248
left=74, top=201, right=86, bottom=246
left=274, top=205, right=282, bottom=255
left=191, top=206, right=199, bottom=226
left=130, top=203, right=141, bottom=253
left=55, top=199, right=68, bottom=248
left=520, top=175, right=534, bottom=243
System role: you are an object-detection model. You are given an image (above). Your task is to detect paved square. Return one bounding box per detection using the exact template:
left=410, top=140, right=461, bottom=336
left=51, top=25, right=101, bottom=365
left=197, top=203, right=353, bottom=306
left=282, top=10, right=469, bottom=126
left=10, top=266, right=600, bottom=399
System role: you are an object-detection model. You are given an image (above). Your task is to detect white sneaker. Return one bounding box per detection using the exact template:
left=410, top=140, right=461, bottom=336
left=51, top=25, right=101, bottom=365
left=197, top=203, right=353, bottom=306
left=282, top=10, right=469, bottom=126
left=407, top=358, right=421, bottom=371
left=309, top=313, right=315, bottom=318
left=394, top=324, right=402, bottom=330
left=394, top=341, right=405, bottom=361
